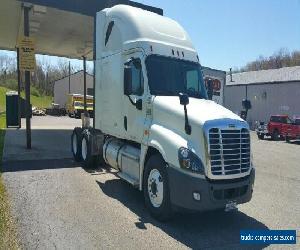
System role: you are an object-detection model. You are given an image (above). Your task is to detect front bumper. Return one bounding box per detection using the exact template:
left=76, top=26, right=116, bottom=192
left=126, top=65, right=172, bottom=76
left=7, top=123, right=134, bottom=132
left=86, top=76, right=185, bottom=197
left=167, top=166, right=255, bottom=212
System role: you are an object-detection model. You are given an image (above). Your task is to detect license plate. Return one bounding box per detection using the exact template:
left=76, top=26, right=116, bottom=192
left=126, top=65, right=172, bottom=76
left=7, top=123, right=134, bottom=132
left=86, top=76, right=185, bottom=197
left=225, top=201, right=238, bottom=212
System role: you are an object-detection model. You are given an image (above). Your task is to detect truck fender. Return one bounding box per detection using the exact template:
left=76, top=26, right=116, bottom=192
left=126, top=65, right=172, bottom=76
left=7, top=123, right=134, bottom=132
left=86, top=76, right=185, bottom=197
left=148, top=124, right=187, bottom=164
left=139, top=124, right=188, bottom=190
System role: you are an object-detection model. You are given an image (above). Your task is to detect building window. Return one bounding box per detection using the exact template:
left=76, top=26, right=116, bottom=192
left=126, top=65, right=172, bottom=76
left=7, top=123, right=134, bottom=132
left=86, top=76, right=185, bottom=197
left=87, top=88, right=94, bottom=96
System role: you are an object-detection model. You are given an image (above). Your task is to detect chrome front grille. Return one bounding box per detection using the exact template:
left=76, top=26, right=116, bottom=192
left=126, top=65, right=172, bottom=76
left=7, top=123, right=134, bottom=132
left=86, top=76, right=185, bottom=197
left=209, top=128, right=250, bottom=176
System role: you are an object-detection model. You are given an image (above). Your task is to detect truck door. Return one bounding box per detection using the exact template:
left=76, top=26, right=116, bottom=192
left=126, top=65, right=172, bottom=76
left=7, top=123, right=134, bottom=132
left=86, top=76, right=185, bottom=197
left=122, top=52, right=147, bottom=142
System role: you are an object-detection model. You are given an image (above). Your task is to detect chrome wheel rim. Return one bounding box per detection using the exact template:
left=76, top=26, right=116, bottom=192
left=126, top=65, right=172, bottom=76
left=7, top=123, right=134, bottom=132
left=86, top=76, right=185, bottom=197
left=148, top=169, right=164, bottom=208
left=82, top=138, right=87, bottom=160
left=72, top=135, right=77, bottom=154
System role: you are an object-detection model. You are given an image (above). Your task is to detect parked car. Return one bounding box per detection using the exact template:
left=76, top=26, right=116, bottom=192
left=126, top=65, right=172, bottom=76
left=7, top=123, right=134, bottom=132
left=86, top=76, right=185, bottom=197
left=32, top=106, right=46, bottom=116
left=284, top=117, right=300, bottom=142
left=255, top=121, right=268, bottom=140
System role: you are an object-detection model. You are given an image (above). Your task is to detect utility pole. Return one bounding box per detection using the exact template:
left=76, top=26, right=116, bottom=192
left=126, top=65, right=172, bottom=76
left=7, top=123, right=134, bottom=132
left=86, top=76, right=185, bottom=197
left=68, top=60, right=71, bottom=93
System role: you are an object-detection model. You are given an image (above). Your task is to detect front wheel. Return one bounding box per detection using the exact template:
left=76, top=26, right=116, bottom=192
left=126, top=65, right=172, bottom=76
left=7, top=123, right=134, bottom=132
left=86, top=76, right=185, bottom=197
left=143, top=154, right=173, bottom=221
left=285, top=135, right=290, bottom=142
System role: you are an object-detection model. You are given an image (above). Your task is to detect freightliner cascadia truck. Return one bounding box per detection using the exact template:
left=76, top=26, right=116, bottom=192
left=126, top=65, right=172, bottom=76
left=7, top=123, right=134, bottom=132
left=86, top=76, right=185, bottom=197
left=71, top=5, right=255, bottom=221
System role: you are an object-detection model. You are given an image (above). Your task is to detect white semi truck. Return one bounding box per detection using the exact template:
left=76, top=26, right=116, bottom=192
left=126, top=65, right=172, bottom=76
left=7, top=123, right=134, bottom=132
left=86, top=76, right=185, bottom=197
left=71, top=5, right=255, bottom=221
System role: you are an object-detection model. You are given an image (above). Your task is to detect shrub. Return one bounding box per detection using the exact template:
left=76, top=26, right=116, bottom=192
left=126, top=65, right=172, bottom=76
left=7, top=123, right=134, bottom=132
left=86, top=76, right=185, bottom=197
left=1, top=79, right=18, bottom=91
left=31, top=88, right=40, bottom=97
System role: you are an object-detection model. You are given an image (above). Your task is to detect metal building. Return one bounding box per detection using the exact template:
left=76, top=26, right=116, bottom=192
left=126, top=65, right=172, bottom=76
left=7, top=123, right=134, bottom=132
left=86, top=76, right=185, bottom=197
left=202, top=67, right=226, bottom=105
left=224, top=66, right=300, bottom=129
left=53, top=71, right=94, bottom=108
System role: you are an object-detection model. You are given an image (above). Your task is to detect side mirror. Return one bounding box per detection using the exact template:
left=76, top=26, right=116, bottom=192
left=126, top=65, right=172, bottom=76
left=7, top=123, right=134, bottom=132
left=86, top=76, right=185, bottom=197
left=242, top=99, right=252, bottom=110
left=179, top=93, right=189, bottom=106
left=207, top=79, right=213, bottom=100
left=124, top=66, right=132, bottom=95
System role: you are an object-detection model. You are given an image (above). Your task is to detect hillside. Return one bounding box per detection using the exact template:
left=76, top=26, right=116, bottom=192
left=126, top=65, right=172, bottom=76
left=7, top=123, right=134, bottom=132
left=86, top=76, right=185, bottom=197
left=0, top=86, right=53, bottom=112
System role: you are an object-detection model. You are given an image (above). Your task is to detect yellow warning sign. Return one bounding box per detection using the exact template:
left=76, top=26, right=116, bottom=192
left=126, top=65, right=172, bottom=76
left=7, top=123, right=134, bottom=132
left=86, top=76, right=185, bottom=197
left=18, top=36, right=36, bottom=71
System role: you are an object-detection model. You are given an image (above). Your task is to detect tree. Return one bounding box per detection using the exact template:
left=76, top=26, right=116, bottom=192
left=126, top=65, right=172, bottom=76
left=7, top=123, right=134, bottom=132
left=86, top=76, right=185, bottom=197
left=237, top=48, right=300, bottom=72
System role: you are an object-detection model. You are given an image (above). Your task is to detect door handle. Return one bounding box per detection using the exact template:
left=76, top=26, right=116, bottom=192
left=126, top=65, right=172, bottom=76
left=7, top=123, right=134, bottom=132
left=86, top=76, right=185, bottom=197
left=124, top=116, right=127, bottom=131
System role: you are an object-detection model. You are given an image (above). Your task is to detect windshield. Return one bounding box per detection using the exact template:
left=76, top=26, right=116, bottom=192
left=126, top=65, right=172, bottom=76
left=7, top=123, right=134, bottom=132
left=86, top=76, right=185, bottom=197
left=74, top=101, right=83, bottom=107
left=146, top=55, right=207, bottom=99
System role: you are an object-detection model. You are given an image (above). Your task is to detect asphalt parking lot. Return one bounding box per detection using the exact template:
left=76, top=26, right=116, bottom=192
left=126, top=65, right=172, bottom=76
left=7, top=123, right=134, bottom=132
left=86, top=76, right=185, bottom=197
left=2, top=116, right=300, bottom=249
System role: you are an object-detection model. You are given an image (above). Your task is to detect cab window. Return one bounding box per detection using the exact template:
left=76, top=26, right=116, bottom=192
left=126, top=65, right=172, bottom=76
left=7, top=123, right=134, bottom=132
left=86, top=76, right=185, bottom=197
left=186, top=70, right=200, bottom=92
left=129, top=59, right=144, bottom=96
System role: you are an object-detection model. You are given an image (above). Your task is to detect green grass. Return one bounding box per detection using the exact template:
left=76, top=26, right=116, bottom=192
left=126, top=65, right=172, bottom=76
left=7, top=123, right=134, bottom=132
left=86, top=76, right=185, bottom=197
left=0, top=114, right=19, bottom=249
left=0, top=86, right=53, bottom=112
left=0, top=87, right=7, bottom=112
left=0, top=113, right=4, bottom=159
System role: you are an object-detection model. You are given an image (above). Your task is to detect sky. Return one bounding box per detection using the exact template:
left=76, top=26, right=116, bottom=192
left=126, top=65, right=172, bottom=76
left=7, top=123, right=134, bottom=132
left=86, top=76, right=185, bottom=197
left=138, top=0, right=300, bottom=70
left=1, top=0, right=300, bottom=71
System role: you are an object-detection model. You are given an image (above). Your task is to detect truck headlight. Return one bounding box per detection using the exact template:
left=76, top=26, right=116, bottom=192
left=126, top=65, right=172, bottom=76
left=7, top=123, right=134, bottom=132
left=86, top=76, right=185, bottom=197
left=178, top=147, right=204, bottom=174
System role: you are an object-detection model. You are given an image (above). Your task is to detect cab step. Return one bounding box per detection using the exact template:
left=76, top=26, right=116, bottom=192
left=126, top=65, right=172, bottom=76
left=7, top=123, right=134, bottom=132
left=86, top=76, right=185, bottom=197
left=117, top=172, right=139, bottom=188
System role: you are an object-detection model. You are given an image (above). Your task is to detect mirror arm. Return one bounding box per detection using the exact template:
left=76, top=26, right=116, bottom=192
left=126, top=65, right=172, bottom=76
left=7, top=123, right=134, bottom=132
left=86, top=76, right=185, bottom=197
left=127, top=95, right=142, bottom=110
left=183, top=105, right=192, bottom=135
left=127, top=95, right=136, bottom=106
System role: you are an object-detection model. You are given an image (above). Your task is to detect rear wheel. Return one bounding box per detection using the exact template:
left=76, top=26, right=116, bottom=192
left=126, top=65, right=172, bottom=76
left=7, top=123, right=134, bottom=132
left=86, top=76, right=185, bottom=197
left=71, top=127, right=82, bottom=162
left=143, top=154, right=173, bottom=221
left=80, top=130, right=103, bottom=169
left=81, top=130, right=95, bottom=169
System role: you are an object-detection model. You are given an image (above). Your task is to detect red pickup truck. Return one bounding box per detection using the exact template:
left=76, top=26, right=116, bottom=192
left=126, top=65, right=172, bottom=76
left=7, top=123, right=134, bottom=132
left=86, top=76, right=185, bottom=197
left=284, top=117, right=300, bottom=142
left=267, top=115, right=293, bottom=140
left=256, top=115, right=292, bottom=140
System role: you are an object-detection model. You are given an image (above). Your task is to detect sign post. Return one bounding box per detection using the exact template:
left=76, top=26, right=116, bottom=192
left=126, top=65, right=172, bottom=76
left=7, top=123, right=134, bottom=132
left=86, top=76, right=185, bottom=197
left=19, top=5, right=35, bottom=149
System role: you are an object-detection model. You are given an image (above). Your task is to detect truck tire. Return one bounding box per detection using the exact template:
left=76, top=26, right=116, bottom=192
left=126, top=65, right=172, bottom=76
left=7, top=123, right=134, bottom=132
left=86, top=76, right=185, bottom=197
left=285, top=135, right=290, bottom=142
left=143, top=154, right=173, bottom=221
left=257, top=133, right=264, bottom=140
left=272, top=130, right=279, bottom=141
left=80, top=130, right=104, bottom=168
left=75, top=113, right=80, bottom=119
left=80, top=130, right=95, bottom=169
left=71, top=127, right=83, bottom=162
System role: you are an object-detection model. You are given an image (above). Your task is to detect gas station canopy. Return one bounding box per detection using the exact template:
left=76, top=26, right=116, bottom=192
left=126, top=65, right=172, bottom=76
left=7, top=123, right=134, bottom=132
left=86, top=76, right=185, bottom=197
left=0, top=0, right=162, bottom=60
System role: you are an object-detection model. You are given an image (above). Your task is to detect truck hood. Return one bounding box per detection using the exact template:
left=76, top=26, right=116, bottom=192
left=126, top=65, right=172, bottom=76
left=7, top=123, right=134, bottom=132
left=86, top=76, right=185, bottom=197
left=153, top=96, right=244, bottom=127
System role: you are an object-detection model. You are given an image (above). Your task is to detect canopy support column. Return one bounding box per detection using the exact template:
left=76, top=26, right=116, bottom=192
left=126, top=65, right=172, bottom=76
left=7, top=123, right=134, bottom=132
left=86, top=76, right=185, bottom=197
left=17, top=48, right=21, bottom=129
left=24, top=4, right=31, bottom=149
